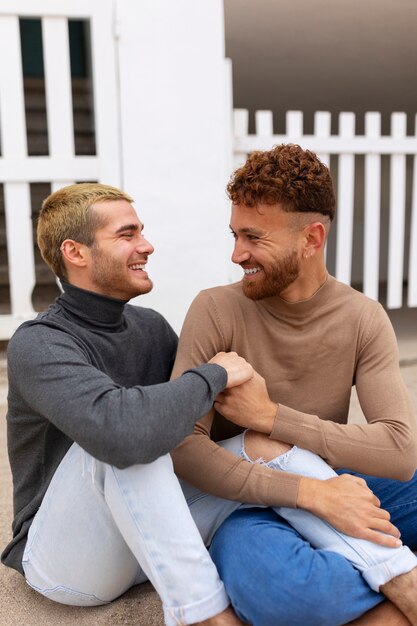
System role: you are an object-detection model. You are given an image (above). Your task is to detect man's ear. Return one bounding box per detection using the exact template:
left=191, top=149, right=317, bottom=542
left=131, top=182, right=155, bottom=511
left=60, top=239, right=90, bottom=269
left=303, top=222, right=327, bottom=259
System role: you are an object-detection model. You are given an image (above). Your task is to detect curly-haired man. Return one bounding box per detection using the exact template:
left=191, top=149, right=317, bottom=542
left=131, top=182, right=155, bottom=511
left=171, top=144, right=417, bottom=625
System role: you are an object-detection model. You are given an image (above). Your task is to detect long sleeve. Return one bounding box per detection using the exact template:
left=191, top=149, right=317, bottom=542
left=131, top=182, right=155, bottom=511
left=271, top=305, right=417, bottom=480
left=171, top=290, right=301, bottom=508
left=7, top=323, right=227, bottom=468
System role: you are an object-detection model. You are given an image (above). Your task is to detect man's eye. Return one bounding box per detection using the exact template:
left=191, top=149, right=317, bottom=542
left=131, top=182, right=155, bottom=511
left=229, top=231, right=237, bottom=239
left=122, top=232, right=134, bottom=238
left=247, top=235, right=259, bottom=241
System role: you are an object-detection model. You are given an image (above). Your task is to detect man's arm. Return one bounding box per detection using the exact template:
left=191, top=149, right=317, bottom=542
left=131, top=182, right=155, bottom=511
left=171, top=291, right=301, bottom=508
left=251, top=306, right=417, bottom=481
left=7, top=324, right=251, bottom=469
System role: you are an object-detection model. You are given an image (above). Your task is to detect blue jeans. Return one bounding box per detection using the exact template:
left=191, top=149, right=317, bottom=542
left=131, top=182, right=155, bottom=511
left=209, top=468, right=417, bottom=626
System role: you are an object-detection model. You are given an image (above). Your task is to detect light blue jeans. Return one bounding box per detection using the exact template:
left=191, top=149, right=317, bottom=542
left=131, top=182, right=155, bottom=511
left=22, top=443, right=229, bottom=626
left=182, top=432, right=417, bottom=592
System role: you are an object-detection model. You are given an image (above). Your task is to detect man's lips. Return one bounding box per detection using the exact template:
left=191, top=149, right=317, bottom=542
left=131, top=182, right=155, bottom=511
left=128, top=263, right=147, bottom=271
left=242, top=266, right=262, bottom=275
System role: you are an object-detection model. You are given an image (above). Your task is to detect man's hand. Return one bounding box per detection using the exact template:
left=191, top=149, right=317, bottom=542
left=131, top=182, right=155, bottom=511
left=209, top=352, right=253, bottom=388
left=297, top=474, right=402, bottom=548
left=213, top=371, right=277, bottom=433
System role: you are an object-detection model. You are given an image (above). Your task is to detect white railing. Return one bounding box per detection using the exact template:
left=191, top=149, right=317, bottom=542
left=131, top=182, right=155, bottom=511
left=0, top=0, right=121, bottom=340
left=233, top=109, right=417, bottom=309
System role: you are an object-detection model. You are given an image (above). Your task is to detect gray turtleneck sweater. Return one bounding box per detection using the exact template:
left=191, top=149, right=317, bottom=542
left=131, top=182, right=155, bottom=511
left=2, top=282, right=227, bottom=574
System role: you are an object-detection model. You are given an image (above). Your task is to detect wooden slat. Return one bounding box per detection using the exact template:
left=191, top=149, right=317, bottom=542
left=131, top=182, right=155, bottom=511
left=0, top=17, right=36, bottom=316
left=0, top=156, right=99, bottom=181
left=4, top=183, right=36, bottom=315
left=0, top=16, right=27, bottom=156
left=233, top=109, right=249, bottom=168
left=0, top=0, right=95, bottom=18
left=314, top=111, right=331, bottom=167
left=363, top=112, right=381, bottom=301
left=43, top=17, right=75, bottom=191
left=335, top=113, right=355, bottom=285
left=255, top=110, right=273, bottom=137
left=235, top=134, right=417, bottom=155
left=387, top=113, right=407, bottom=309
left=314, top=111, right=331, bottom=262
left=223, top=57, right=233, bottom=173
left=89, top=0, right=121, bottom=186
left=234, top=109, right=249, bottom=136
left=407, top=114, right=417, bottom=306
left=286, top=110, right=303, bottom=139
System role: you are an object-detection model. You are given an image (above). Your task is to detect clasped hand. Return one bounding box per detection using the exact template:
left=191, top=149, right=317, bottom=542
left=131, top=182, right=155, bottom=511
left=209, top=354, right=401, bottom=548
left=214, top=370, right=277, bottom=434
left=298, top=474, right=402, bottom=548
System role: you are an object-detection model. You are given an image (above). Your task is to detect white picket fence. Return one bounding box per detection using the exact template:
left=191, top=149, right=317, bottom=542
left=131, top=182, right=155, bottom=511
left=0, top=0, right=121, bottom=339
left=234, top=109, right=417, bottom=309
left=1, top=3, right=416, bottom=341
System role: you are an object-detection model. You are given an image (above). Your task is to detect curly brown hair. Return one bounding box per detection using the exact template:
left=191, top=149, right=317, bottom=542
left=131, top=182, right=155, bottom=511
left=227, top=144, right=335, bottom=221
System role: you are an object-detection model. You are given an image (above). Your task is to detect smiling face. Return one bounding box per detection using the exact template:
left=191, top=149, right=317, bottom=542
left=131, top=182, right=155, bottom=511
left=84, top=199, right=154, bottom=300
left=230, top=202, right=303, bottom=300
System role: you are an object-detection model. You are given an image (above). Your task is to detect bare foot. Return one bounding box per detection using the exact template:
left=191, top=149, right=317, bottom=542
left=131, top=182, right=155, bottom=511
left=381, top=566, right=417, bottom=625
left=195, top=605, right=246, bottom=625
left=347, top=599, right=411, bottom=625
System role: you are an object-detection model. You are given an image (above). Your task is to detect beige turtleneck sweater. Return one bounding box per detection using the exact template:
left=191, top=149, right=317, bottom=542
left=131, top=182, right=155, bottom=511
left=171, top=275, right=417, bottom=509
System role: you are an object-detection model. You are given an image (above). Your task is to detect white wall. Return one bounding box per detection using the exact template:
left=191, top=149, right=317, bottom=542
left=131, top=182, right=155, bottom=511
left=224, top=0, right=417, bottom=131
left=117, top=0, right=234, bottom=333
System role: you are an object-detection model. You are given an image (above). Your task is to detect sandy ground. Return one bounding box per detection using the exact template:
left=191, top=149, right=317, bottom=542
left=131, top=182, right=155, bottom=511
left=1, top=304, right=417, bottom=624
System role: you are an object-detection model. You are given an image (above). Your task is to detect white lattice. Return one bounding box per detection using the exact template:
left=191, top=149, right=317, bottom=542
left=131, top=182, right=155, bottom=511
left=0, top=0, right=120, bottom=339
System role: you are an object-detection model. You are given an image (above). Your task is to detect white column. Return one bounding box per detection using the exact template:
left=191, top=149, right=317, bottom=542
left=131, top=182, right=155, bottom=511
left=117, top=0, right=232, bottom=332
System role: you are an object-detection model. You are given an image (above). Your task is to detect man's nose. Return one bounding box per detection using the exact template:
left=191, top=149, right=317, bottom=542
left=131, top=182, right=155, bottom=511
left=231, top=241, right=250, bottom=265
left=137, top=236, right=154, bottom=255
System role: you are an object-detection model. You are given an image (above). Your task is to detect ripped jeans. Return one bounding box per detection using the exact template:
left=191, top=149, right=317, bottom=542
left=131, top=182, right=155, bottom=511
left=22, top=443, right=229, bottom=626
left=181, top=431, right=417, bottom=592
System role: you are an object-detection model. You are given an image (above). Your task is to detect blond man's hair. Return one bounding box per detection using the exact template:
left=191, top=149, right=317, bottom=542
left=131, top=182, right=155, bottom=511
left=37, top=182, right=133, bottom=279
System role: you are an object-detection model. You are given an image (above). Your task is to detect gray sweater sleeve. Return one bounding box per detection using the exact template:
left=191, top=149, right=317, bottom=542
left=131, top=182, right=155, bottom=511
left=7, top=326, right=227, bottom=467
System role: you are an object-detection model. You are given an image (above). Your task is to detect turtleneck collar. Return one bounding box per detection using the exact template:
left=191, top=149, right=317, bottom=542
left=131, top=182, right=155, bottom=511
left=259, top=273, right=333, bottom=320
left=58, top=281, right=128, bottom=330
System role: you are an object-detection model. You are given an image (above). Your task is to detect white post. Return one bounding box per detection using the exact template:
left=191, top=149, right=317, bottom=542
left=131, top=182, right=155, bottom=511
left=286, top=111, right=303, bottom=140
left=314, top=111, right=331, bottom=167
left=234, top=108, right=249, bottom=169
left=0, top=16, right=36, bottom=318
left=255, top=110, right=274, bottom=137
left=408, top=113, right=417, bottom=307
left=363, top=112, right=381, bottom=301
left=336, top=112, right=355, bottom=285
left=387, top=112, right=407, bottom=309
left=42, top=16, right=75, bottom=192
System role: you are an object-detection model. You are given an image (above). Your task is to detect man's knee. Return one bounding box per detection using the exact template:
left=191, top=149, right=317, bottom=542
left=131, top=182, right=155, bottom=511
left=244, top=429, right=291, bottom=462
left=210, top=508, right=381, bottom=626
